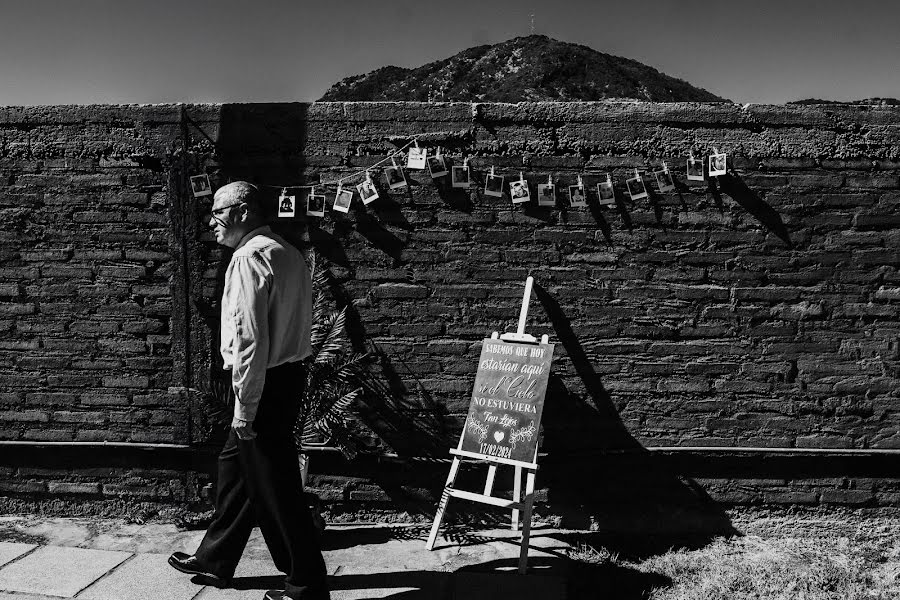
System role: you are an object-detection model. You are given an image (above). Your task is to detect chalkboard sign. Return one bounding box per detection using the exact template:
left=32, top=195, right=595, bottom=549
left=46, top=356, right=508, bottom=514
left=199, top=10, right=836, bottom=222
left=460, top=339, right=554, bottom=465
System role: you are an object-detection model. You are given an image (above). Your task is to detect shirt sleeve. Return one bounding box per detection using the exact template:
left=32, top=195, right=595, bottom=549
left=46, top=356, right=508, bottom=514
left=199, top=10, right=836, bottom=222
left=229, top=255, right=271, bottom=423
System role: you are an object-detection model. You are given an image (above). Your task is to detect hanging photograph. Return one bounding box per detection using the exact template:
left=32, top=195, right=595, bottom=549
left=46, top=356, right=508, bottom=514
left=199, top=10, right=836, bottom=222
left=654, top=168, right=675, bottom=193
left=510, top=179, right=530, bottom=204
left=385, top=166, right=407, bottom=189
left=451, top=166, right=470, bottom=188
left=307, top=193, right=326, bottom=217
left=277, top=194, right=295, bottom=218
left=537, top=183, right=555, bottom=207
left=333, top=188, right=353, bottom=213
left=190, top=174, right=212, bottom=198
left=568, top=184, right=587, bottom=208
left=485, top=174, right=504, bottom=197
left=407, top=146, right=427, bottom=170
left=709, top=152, right=727, bottom=177
left=597, top=180, right=616, bottom=206
left=357, top=180, right=380, bottom=205
left=626, top=174, right=648, bottom=200
left=427, top=154, right=448, bottom=178
left=687, top=158, right=705, bottom=181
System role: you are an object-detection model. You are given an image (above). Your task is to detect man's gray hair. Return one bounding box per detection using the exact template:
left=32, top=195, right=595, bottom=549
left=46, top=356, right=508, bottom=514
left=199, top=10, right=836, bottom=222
left=214, top=181, right=264, bottom=216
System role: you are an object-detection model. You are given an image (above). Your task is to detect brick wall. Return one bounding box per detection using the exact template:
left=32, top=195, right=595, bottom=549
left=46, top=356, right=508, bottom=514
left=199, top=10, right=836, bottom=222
left=0, top=106, right=200, bottom=505
left=1, top=102, right=899, bottom=517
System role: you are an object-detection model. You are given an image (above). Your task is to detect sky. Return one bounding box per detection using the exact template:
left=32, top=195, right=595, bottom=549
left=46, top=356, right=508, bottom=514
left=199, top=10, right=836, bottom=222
left=0, top=0, right=897, bottom=106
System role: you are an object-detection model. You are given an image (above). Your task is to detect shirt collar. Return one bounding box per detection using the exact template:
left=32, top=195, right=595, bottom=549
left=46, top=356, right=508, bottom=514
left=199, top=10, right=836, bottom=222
left=234, top=225, right=272, bottom=252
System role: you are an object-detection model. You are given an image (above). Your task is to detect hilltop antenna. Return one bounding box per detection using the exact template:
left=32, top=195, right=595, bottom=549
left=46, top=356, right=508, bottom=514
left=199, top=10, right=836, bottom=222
left=530, top=13, right=535, bottom=34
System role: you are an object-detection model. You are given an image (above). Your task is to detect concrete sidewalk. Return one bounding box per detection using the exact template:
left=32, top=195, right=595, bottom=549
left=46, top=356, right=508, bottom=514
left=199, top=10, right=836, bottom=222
left=0, top=516, right=571, bottom=599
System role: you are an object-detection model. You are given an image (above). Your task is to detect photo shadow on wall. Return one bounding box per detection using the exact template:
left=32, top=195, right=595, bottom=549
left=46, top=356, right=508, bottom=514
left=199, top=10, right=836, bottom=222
left=715, top=172, right=793, bottom=248
left=353, top=199, right=412, bottom=264
left=434, top=174, right=474, bottom=212
left=583, top=203, right=614, bottom=247
left=532, top=283, right=738, bottom=559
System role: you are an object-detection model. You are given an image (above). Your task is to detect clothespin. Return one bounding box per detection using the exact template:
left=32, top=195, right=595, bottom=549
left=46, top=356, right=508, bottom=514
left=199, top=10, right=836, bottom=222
left=661, top=161, right=669, bottom=173
left=689, top=151, right=695, bottom=161
left=520, top=171, right=525, bottom=181
left=463, top=156, right=468, bottom=169
left=281, top=187, right=288, bottom=197
left=414, top=139, right=420, bottom=149
left=606, top=173, right=612, bottom=185
left=436, top=145, right=442, bottom=157
left=490, top=165, right=495, bottom=176
left=547, top=174, right=553, bottom=186
left=634, top=168, right=640, bottom=179
left=365, top=170, right=372, bottom=183
left=713, top=147, right=720, bottom=155
left=391, top=156, right=398, bottom=168
left=577, top=174, right=583, bottom=187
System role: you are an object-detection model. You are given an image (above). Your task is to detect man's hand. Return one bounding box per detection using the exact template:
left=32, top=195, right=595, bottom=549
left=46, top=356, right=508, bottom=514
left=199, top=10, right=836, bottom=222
left=231, top=417, right=257, bottom=440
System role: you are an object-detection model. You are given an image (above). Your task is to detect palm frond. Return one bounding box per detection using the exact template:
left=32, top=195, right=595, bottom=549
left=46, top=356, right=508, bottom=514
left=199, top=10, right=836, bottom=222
left=295, top=253, right=369, bottom=460
left=316, top=308, right=347, bottom=361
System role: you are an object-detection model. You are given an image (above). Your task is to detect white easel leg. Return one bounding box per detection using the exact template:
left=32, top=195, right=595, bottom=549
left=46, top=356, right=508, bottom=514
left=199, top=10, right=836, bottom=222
left=517, top=469, right=536, bottom=574
left=483, top=464, right=497, bottom=496
left=426, top=457, right=461, bottom=550
left=511, top=465, right=522, bottom=531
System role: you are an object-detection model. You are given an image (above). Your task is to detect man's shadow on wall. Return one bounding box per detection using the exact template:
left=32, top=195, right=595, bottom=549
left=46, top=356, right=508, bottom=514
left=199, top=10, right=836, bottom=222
left=532, top=283, right=739, bottom=560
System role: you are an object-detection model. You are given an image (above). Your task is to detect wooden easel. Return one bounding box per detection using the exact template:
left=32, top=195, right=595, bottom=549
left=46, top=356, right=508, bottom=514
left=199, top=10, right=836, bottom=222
left=425, top=277, right=549, bottom=574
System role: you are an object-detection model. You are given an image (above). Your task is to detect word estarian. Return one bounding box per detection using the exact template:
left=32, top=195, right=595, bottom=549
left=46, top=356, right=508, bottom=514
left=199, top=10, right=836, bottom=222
left=479, top=358, right=545, bottom=377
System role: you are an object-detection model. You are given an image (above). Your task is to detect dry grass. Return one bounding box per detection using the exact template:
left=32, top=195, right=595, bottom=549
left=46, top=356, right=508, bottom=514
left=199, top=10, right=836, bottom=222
left=568, top=509, right=900, bottom=600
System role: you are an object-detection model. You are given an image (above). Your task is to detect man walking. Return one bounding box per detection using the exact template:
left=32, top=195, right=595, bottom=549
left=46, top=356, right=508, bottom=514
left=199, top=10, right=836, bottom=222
left=169, top=181, right=329, bottom=600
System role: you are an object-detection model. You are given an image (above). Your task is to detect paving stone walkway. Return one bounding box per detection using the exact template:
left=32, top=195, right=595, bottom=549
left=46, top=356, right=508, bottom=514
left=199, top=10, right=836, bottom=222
left=0, top=517, right=571, bottom=599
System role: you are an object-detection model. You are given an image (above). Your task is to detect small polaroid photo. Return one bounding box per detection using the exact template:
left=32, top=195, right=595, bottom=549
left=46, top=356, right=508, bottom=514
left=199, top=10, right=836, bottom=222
left=537, top=183, right=556, bottom=207
left=407, top=146, right=427, bottom=170
left=687, top=158, right=705, bottom=181
left=509, top=179, right=530, bottom=204
left=451, top=166, right=470, bottom=188
left=427, top=155, right=448, bottom=178
left=357, top=180, right=379, bottom=205
left=568, top=184, right=587, bottom=208
left=597, top=180, right=616, bottom=206
left=484, top=174, right=504, bottom=197
left=709, top=152, right=727, bottom=177
left=190, top=174, right=212, bottom=198
left=277, top=194, right=296, bottom=218
left=333, top=188, right=353, bottom=213
left=307, top=193, right=326, bottom=217
left=655, top=169, right=675, bottom=193
left=626, top=174, right=648, bottom=200
left=384, top=166, right=407, bottom=189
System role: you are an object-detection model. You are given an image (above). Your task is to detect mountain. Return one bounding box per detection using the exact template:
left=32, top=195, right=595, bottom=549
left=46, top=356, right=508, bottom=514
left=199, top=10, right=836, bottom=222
left=789, top=98, right=900, bottom=105
left=318, top=35, right=728, bottom=103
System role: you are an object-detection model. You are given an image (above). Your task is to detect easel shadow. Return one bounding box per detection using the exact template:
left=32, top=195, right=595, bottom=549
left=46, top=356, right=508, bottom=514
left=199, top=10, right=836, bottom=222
left=456, top=556, right=672, bottom=600
left=531, top=283, right=739, bottom=552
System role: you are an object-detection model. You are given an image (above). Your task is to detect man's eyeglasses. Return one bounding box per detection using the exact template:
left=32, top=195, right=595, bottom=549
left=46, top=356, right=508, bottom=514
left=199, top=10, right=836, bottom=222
left=208, top=201, right=245, bottom=228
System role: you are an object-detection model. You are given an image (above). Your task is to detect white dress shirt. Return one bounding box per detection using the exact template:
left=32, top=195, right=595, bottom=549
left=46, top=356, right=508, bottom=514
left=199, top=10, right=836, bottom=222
left=220, top=226, right=311, bottom=423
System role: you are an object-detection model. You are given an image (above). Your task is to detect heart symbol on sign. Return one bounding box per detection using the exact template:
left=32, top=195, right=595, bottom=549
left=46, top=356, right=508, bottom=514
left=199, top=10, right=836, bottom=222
left=493, top=431, right=505, bottom=443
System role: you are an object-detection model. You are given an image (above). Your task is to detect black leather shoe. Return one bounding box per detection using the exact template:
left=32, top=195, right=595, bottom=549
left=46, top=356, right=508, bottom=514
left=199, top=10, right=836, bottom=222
left=167, top=552, right=230, bottom=587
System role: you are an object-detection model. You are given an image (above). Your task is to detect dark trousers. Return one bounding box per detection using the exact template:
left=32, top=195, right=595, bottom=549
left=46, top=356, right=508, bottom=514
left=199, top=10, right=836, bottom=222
left=194, top=362, right=328, bottom=599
